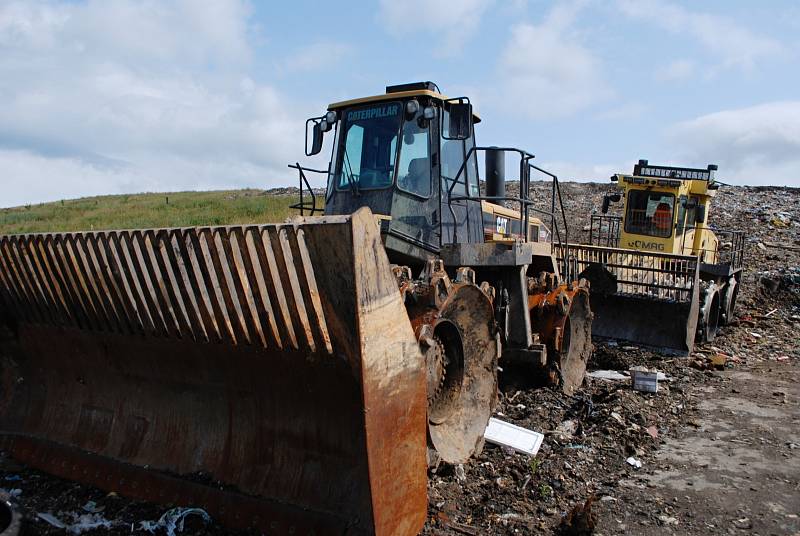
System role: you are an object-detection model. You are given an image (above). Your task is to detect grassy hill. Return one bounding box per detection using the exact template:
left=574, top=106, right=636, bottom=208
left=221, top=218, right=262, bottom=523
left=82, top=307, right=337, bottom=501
left=0, top=189, right=307, bottom=235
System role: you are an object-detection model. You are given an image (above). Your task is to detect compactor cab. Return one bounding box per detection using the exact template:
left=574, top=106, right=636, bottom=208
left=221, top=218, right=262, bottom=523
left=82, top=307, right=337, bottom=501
left=294, top=81, right=593, bottom=457
left=295, top=81, right=556, bottom=273
left=573, top=160, right=744, bottom=354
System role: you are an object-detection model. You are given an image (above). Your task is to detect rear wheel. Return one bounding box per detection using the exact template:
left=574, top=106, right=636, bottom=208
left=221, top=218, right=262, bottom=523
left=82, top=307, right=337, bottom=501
left=699, top=283, right=721, bottom=343
left=721, top=277, right=738, bottom=326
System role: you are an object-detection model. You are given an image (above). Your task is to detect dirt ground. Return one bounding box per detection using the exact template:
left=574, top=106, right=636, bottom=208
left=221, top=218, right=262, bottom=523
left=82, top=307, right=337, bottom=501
left=1, top=183, right=798, bottom=535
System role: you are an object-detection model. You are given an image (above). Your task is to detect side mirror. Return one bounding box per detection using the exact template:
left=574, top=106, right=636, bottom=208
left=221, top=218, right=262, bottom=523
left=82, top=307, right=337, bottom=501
left=601, top=193, right=621, bottom=214
left=305, top=117, right=325, bottom=156
left=695, top=204, right=706, bottom=224
left=446, top=102, right=473, bottom=140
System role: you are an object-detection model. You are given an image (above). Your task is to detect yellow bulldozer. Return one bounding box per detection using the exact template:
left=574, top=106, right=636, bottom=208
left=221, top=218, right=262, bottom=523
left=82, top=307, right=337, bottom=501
left=568, top=159, right=744, bottom=354
left=0, top=82, right=592, bottom=535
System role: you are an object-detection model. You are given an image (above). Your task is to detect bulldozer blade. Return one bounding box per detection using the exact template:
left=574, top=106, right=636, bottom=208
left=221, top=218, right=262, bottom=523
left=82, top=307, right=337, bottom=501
left=568, top=244, right=700, bottom=355
left=0, top=207, right=427, bottom=535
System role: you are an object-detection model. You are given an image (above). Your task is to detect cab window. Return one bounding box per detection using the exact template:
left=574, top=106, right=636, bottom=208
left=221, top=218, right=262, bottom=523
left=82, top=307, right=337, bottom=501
left=440, top=108, right=468, bottom=195
left=625, top=190, right=675, bottom=238
left=396, top=112, right=431, bottom=197
left=335, top=102, right=402, bottom=191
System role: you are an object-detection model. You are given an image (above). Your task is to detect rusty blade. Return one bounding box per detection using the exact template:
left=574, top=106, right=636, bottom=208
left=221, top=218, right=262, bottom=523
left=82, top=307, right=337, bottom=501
left=0, top=207, right=427, bottom=535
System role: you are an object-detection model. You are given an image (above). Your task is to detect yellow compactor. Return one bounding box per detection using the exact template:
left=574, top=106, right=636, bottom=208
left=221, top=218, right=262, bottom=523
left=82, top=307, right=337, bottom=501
left=568, top=159, right=743, bottom=354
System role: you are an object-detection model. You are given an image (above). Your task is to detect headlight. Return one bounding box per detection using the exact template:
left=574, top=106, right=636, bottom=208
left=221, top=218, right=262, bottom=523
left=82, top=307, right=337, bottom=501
left=405, top=99, right=420, bottom=115
left=423, top=106, right=435, bottom=120
left=319, top=119, right=329, bottom=132
left=325, top=111, right=337, bottom=123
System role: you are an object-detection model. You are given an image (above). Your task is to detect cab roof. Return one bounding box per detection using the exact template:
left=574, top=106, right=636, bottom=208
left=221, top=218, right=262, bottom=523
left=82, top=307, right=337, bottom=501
left=327, top=81, right=482, bottom=123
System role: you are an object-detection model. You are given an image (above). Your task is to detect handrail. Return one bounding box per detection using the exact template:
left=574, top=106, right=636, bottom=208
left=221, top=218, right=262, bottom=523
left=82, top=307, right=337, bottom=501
left=444, top=146, right=572, bottom=280
left=287, top=163, right=327, bottom=216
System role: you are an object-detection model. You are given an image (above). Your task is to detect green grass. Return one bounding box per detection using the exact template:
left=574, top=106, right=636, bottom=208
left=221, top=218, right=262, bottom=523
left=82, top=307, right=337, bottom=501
left=0, top=189, right=306, bottom=235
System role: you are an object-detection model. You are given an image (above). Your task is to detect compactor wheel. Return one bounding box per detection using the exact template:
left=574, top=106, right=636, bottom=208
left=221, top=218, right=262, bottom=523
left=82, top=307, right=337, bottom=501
left=553, top=288, right=593, bottom=395
left=698, top=282, right=721, bottom=343
left=426, top=284, right=497, bottom=463
left=721, top=277, right=738, bottom=326
left=403, top=261, right=498, bottom=465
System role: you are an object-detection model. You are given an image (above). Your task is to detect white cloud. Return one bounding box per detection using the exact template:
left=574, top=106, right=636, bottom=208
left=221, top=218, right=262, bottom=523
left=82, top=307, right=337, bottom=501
left=378, top=0, right=492, bottom=56
left=616, top=0, right=784, bottom=71
left=668, top=101, right=800, bottom=186
left=496, top=1, right=612, bottom=120
left=0, top=0, right=315, bottom=207
left=655, top=59, right=695, bottom=81
left=280, top=42, right=353, bottom=73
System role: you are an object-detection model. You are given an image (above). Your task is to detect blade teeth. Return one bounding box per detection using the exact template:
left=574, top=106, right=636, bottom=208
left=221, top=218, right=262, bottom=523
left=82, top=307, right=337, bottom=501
left=0, top=225, right=332, bottom=355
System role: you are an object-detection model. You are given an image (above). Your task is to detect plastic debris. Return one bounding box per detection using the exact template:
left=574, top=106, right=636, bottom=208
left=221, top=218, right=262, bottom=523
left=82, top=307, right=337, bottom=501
left=3, top=475, right=21, bottom=482
left=37, top=511, right=116, bottom=534
left=66, top=513, right=114, bottom=534
left=140, top=507, right=212, bottom=536
left=586, top=370, right=628, bottom=381
left=630, top=367, right=659, bottom=392
left=626, top=456, right=643, bottom=468
left=37, top=512, right=66, bottom=529
left=81, top=500, right=105, bottom=513
left=484, top=417, right=544, bottom=456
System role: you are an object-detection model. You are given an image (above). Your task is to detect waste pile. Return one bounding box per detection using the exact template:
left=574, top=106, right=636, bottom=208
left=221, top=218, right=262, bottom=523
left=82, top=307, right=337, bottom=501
left=1, top=182, right=798, bottom=535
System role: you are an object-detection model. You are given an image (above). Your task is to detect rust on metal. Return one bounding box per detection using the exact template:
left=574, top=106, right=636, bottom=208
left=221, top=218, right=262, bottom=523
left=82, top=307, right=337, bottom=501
left=0, top=207, right=427, bottom=535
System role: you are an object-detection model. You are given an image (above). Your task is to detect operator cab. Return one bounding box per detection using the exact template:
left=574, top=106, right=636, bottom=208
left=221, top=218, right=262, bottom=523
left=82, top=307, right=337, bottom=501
left=302, top=82, right=484, bottom=266
left=601, top=159, right=720, bottom=256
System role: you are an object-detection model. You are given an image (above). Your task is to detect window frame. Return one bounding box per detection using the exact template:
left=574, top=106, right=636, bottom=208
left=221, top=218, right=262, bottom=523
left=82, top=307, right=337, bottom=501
left=333, top=100, right=404, bottom=192
left=623, top=190, right=676, bottom=239
left=395, top=112, right=433, bottom=200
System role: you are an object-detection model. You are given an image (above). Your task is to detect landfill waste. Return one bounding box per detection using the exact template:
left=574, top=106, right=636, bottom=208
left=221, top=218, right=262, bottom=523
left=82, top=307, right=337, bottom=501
left=140, top=507, right=212, bottom=536
left=484, top=418, right=545, bottom=456
left=36, top=511, right=115, bottom=534
left=625, top=457, right=643, bottom=469
left=629, top=367, right=659, bottom=393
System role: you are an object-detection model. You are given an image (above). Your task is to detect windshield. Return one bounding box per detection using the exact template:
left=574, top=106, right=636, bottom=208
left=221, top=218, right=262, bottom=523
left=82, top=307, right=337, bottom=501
left=625, top=190, right=675, bottom=238
left=335, top=102, right=402, bottom=191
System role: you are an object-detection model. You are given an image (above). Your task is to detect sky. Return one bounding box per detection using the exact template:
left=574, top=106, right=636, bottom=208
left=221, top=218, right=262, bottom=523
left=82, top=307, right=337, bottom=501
left=1, top=0, right=799, bottom=207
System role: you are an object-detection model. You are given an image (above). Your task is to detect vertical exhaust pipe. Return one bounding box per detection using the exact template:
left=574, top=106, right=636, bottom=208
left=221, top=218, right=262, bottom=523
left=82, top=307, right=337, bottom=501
left=485, top=147, right=505, bottom=199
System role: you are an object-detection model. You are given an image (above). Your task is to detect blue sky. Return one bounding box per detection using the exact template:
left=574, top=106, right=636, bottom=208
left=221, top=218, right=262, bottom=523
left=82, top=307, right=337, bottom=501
left=1, top=0, right=799, bottom=207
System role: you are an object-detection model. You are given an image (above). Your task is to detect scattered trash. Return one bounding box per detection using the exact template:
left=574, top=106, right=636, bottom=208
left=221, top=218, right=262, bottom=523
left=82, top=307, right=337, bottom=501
left=586, top=370, right=628, bottom=381
left=484, top=417, right=544, bottom=456
left=81, top=500, right=105, bottom=513
left=556, top=419, right=578, bottom=436
left=37, top=511, right=116, bottom=534
left=454, top=464, right=467, bottom=482
left=645, top=425, right=659, bottom=440
left=625, top=457, right=643, bottom=469
left=66, top=513, right=114, bottom=534
left=630, top=367, right=659, bottom=393
left=37, top=512, right=66, bottom=529
left=140, top=507, right=211, bottom=536
left=3, top=475, right=21, bottom=482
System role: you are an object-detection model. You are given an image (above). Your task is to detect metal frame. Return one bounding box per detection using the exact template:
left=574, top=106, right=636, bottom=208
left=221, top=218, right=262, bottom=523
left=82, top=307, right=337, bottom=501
left=563, top=244, right=698, bottom=302
left=589, top=214, right=621, bottom=247
left=681, top=226, right=745, bottom=270
left=444, top=146, right=572, bottom=279
left=287, top=163, right=326, bottom=216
